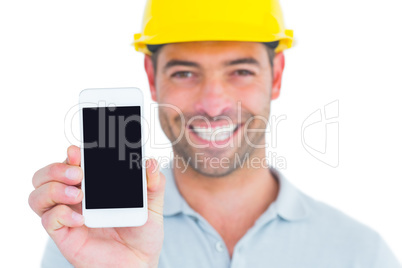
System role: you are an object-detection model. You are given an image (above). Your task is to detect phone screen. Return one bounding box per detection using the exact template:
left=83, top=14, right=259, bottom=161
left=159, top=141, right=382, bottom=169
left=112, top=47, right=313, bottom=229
left=82, top=106, right=143, bottom=209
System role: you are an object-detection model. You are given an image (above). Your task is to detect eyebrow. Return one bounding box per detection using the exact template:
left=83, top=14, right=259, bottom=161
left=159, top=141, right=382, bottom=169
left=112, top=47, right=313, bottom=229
left=163, top=57, right=261, bottom=73
left=163, top=60, right=200, bottom=73
left=223, top=57, right=261, bottom=67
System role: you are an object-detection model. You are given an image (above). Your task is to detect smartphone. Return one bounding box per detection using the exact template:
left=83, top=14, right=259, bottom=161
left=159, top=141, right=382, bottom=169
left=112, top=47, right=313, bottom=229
left=79, top=87, right=147, bottom=228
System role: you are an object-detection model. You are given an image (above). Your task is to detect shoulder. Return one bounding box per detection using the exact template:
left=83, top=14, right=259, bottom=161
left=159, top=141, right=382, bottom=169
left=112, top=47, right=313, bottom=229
left=271, top=164, right=400, bottom=266
left=271, top=167, right=382, bottom=245
left=298, top=192, right=400, bottom=266
left=302, top=191, right=376, bottom=238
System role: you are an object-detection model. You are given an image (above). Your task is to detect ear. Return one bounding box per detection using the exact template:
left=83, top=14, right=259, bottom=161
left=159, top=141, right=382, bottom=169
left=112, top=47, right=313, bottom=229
left=271, top=52, right=285, bottom=100
left=144, top=54, right=157, bottom=102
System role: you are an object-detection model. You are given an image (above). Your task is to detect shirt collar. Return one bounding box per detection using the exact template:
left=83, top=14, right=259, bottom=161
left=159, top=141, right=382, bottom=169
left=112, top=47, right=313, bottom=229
left=268, top=167, right=309, bottom=221
left=161, top=162, right=309, bottom=222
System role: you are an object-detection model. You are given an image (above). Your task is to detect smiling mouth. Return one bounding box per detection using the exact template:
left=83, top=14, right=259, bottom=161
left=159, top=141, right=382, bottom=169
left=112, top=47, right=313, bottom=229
left=189, top=123, right=241, bottom=142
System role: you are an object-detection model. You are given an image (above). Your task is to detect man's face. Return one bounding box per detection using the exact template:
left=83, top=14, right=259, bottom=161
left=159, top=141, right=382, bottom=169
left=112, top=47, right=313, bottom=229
left=146, top=41, right=280, bottom=177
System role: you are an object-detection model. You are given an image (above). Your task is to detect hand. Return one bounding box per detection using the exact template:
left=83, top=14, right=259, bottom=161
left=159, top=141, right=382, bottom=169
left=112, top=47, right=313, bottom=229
left=28, top=145, right=165, bottom=268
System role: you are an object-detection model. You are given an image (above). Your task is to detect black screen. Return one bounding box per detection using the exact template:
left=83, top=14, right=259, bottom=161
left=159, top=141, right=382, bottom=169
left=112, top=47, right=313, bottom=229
left=82, top=106, right=143, bottom=209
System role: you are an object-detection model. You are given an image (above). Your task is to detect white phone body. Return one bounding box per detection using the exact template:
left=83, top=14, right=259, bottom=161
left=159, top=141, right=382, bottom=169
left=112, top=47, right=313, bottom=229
left=79, top=87, right=147, bottom=228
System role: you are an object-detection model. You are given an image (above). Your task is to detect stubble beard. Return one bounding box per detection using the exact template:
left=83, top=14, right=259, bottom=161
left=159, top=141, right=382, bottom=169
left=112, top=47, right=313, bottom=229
left=158, top=105, right=270, bottom=177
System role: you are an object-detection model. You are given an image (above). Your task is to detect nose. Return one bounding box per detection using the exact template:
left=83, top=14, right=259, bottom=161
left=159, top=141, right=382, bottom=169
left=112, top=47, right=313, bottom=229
left=194, top=78, right=232, bottom=118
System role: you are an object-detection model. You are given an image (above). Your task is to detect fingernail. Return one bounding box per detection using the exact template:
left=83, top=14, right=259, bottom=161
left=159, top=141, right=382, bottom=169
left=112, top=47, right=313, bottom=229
left=65, top=167, right=80, bottom=180
left=65, top=186, right=80, bottom=198
left=72, top=211, right=84, bottom=222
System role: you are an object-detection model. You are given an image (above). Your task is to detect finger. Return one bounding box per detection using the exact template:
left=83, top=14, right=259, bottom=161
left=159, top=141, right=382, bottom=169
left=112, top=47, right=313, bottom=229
left=32, top=162, right=83, bottom=189
left=42, top=205, right=85, bottom=237
left=147, top=158, right=161, bottom=192
left=146, top=159, right=166, bottom=217
left=29, top=182, right=83, bottom=217
left=63, top=145, right=81, bottom=166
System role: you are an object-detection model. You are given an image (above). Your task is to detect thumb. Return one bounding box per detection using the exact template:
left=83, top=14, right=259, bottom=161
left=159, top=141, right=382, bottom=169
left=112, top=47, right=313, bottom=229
left=146, top=158, right=165, bottom=217
left=63, top=145, right=81, bottom=166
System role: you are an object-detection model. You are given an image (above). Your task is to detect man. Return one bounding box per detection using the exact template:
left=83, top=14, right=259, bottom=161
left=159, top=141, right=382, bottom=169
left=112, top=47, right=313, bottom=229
left=29, top=0, right=400, bottom=267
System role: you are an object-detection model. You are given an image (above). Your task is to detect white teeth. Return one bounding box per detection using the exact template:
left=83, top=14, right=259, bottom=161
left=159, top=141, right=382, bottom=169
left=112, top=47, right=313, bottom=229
left=192, top=124, right=237, bottom=133
left=191, top=124, right=238, bottom=142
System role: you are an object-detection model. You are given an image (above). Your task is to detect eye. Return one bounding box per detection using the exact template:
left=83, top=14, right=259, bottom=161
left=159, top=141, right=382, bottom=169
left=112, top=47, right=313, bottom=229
left=171, top=71, right=193, bottom=78
left=233, top=70, right=255, bottom=76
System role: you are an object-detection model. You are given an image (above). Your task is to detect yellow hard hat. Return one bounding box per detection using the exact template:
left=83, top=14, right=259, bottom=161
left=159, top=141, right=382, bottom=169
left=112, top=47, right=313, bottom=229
left=133, top=0, right=293, bottom=55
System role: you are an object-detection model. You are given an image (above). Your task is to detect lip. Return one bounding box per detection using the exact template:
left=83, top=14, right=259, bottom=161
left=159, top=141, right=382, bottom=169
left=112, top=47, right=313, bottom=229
left=187, top=123, right=243, bottom=146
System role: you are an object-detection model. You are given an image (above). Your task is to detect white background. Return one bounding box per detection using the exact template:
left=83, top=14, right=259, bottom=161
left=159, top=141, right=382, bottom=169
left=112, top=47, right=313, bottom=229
left=1, top=0, right=401, bottom=266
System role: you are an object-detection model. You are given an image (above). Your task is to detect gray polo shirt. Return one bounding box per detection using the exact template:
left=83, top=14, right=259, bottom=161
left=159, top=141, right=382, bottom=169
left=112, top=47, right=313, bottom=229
left=42, top=165, right=401, bottom=267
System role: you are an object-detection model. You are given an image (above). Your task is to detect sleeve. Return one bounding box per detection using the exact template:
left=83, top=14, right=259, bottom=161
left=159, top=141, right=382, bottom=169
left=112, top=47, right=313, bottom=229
left=41, top=238, right=74, bottom=268
left=371, top=235, right=401, bottom=268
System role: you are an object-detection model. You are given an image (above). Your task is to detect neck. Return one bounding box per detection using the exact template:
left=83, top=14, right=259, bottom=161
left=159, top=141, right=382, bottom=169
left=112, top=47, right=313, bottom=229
left=172, top=148, right=279, bottom=257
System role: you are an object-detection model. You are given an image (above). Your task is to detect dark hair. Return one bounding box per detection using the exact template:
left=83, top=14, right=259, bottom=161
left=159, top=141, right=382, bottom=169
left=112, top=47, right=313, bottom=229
left=148, top=41, right=278, bottom=79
